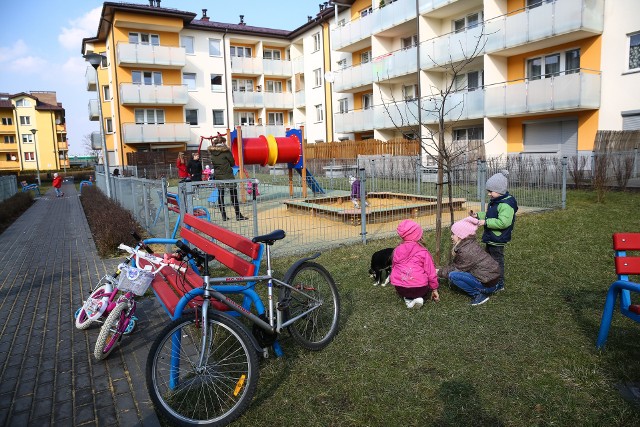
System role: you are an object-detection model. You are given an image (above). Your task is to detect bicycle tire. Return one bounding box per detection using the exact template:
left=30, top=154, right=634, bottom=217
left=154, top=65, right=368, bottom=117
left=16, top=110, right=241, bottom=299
left=146, top=311, right=259, bottom=427
left=75, top=284, right=109, bottom=330
left=279, top=261, right=340, bottom=351
left=94, top=301, right=128, bottom=360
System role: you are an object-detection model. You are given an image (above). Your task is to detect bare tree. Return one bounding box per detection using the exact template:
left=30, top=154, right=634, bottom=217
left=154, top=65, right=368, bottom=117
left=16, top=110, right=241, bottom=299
left=82, top=133, right=100, bottom=158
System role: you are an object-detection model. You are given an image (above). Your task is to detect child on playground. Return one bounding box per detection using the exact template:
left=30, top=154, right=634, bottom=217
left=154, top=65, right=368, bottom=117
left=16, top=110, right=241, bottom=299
left=187, top=152, right=203, bottom=181
left=52, top=172, right=63, bottom=198
left=349, top=175, right=369, bottom=209
left=437, top=216, right=501, bottom=306
left=389, top=219, right=439, bottom=309
left=203, top=165, right=212, bottom=181
left=176, top=152, right=189, bottom=181
left=471, top=170, right=519, bottom=294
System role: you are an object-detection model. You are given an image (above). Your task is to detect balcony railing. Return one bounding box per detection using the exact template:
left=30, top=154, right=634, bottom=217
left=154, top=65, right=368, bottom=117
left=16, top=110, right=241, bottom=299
left=374, top=101, right=421, bottom=129
left=420, top=24, right=485, bottom=69
left=116, top=43, right=186, bottom=68
left=120, top=84, right=188, bottom=105
left=88, top=99, right=99, bottom=121
left=86, top=66, right=97, bottom=91
left=263, top=92, right=293, bottom=109
left=334, top=62, right=373, bottom=92
left=57, top=141, right=69, bottom=151
left=485, top=71, right=600, bottom=117
left=230, top=57, right=263, bottom=75
left=292, top=57, right=304, bottom=74
left=263, top=59, right=292, bottom=76
left=373, top=47, right=419, bottom=81
left=331, top=15, right=373, bottom=51
left=334, top=108, right=375, bottom=133
left=91, top=131, right=102, bottom=150
left=232, top=91, right=264, bottom=108
left=122, top=123, right=191, bottom=144
left=418, top=0, right=459, bottom=15
left=294, top=91, right=305, bottom=108
left=235, top=125, right=287, bottom=138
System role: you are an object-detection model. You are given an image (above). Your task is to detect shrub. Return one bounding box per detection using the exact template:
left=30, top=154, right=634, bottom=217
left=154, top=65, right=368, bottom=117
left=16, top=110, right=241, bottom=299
left=80, top=186, right=143, bottom=257
left=0, top=192, right=34, bottom=234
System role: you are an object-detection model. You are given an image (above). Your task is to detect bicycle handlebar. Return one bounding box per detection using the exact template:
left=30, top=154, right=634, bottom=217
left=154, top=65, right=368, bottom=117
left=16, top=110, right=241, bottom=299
left=175, top=240, right=205, bottom=264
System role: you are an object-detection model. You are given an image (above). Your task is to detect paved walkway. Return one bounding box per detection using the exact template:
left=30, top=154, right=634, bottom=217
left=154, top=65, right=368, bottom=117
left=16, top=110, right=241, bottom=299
left=0, top=183, right=165, bottom=426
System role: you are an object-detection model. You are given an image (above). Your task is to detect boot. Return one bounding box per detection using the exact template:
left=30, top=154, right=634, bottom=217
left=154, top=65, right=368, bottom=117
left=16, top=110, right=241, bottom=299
left=236, top=210, right=248, bottom=221
left=220, top=206, right=228, bottom=221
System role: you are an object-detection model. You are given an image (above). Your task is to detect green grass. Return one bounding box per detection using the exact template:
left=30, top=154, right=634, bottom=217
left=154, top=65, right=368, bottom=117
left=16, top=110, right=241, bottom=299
left=224, top=189, right=640, bottom=426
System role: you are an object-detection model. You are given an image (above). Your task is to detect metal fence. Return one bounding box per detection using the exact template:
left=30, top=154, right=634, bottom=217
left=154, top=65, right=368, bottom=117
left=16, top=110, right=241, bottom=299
left=0, top=175, right=18, bottom=202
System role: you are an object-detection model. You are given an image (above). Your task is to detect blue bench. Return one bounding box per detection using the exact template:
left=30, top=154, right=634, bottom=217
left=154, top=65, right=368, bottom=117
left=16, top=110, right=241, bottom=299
left=596, top=233, right=640, bottom=349
left=20, top=181, right=40, bottom=197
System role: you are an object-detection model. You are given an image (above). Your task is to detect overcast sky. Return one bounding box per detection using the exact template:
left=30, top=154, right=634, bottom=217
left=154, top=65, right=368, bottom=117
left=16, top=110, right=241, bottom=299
left=0, top=0, right=321, bottom=155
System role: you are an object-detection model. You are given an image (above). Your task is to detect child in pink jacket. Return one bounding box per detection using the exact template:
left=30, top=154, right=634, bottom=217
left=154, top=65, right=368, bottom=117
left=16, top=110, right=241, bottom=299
left=389, top=219, right=440, bottom=309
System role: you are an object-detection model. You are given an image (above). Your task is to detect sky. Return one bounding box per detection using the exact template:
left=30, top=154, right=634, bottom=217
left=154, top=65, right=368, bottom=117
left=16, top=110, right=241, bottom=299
left=0, top=0, right=322, bottom=156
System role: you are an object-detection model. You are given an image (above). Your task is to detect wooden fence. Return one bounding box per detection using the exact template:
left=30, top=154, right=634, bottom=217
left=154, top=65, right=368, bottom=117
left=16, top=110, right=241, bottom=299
left=303, top=138, right=420, bottom=159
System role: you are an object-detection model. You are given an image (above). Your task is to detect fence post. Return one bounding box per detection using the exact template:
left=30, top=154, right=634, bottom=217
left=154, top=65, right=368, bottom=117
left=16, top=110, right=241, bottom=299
left=635, top=147, right=639, bottom=178
left=161, top=177, right=171, bottom=242
left=359, top=167, right=367, bottom=245
left=416, top=156, right=421, bottom=194
left=142, top=181, right=150, bottom=230
left=561, top=156, right=567, bottom=209
left=479, top=160, right=487, bottom=212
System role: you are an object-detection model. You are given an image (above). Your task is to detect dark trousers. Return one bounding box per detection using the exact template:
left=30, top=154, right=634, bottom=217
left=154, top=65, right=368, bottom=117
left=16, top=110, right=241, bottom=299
left=486, top=244, right=505, bottom=283
left=217, top=185, right=240, bottom=216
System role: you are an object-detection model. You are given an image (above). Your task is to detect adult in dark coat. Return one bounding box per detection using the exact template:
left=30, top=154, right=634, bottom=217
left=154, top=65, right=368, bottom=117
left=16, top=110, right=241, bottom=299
left=187, top=152, right=203, bottom=181
left=208, top=139, right=247, bottom=221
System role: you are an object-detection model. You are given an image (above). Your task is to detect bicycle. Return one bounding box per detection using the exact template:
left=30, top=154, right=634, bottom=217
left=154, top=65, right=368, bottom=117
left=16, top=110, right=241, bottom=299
left=146, top=231, right=341, bottom=427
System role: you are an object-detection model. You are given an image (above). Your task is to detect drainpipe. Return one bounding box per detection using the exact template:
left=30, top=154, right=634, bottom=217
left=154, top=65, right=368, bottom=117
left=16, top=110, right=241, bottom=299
left=223, top=29, right=230, bottom=129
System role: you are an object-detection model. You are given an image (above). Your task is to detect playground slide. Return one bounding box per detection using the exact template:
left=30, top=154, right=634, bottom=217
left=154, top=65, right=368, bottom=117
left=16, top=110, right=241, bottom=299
left=294, top=167, right=325, bottom=194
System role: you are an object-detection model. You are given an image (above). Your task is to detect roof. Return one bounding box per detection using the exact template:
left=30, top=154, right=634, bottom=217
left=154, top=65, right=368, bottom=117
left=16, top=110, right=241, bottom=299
left=188, top=19, right=290, bottom=38
left=0, top=100, right=14, bottom=109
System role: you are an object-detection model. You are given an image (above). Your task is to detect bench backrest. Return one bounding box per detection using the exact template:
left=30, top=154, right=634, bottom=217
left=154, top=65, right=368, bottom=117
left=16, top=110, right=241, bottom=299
left=182, top=214, right=262, bottom=277
left=167, top=193, right=180, bottom=213
left=613, top=233, right=640, bottom=279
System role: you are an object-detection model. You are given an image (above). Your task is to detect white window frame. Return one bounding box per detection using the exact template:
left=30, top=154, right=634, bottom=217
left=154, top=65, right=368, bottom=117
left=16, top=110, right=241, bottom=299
left=210, top=74, right=223, bottom=92
left=4, top=135, right=15, bottom=143
left=263, top=49, right=281, bottom=60
left=212, top=109, right=225, bottom=126
left=132, top=71, right=162, bottom=85
left=267, top=112, right=284, bottom=126
left=454, top=70, right=483, bottom=92
left=360, top=7, right=373, bottom=18
left=186, top=109, right=199, bottom=126
left=15, top=99, right=31, bottom=107
left=402, top=84, right=419, bottom=100
left=103, top=85, right=111, bottom=101
left=315, top=104, right=324, bottom=122
left=129, top=32, right=160, bottom=46
left=453, top=12, right=482, bottom=33
left=183, top=73, right=197, bottom=90
left=230, top=46, right=252, bottom=58
left=265, top=80, right=283, bottom=93
left=209, top=38, right=222, bottom=56
left=362, top=93, right=373, bottom=110
left=526, top=51, right=569, bottom=80
left=181, top=35, right=195, bottom=54
left=22, top=134, right=33, bottom=143
left=313, top=69, right=322, bottom=87
left=361, top=51, right=372, bottom=64
left=338, top=98, right=348, bottom=114
left=1, top=117, right=12, bottom=125
left=401, top=35, right=418, bottom=50
left=135, top=109, right=165, bottom=125
left=628, top=31, right=640, bottom=71
left=312, top=32, right=321, bottom=52
left=24, top=152, right=35, bottom=161
left=232, top=79, right=254, bottom=92
left=337, top=59, right=347, bottom=69
left=20, top=116, right=30, bottom=126
left=235, top=112, right=255, bottom=126
left=105, top=118, right=113, bottom=133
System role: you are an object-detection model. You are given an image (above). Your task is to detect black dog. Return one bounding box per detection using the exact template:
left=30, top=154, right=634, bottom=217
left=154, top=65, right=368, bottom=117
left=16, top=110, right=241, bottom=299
left=369, top=248, right=394, bottom=286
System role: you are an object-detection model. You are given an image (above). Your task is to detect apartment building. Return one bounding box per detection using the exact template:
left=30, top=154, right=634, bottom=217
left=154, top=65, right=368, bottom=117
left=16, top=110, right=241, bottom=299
left=0, top=91, right=68, bottom=173
left=82, top=0, right=638, bottom=169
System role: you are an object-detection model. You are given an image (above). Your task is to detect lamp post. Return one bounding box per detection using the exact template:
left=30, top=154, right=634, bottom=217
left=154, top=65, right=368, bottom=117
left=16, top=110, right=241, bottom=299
left=83, top=52, right=112, bottom=198
left=30, top=128, right=41, bottom=186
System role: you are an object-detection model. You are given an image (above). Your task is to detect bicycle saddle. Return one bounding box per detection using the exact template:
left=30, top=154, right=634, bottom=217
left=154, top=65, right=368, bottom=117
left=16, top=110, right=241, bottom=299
left=252, top=230, right=286, bottom=245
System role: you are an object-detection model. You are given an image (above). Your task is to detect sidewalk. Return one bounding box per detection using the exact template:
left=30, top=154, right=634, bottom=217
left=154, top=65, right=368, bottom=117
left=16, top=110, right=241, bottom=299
left=0, top=183, right=165, bottom=426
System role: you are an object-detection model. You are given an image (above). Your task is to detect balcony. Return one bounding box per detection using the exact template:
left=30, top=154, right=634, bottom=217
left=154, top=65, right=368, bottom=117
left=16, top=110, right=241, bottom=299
left=116, top=43, right=186, bottom=68
left=88, top=99, right=100, bottom=121
left=91, top=131, right=102, bottom=150
left=294, top=91, right=305, bottom=108
left=230, top=57, right=263, bottom=75
left=420, top=24, right=485, bottom=70
left=484, top=71, right=600, bottom=118
left=264, top=92, right=293, bottom=109
left=373, top=47, right=418, bottom=82
left=57, top=141, right=69, bottom=151
left=263, top=59, right=292, bottom=77
left=418, top=0, right=461, bottom=15
left=292, top=57, right=304, bottom=74
left=334, top=108, right=374, bottom=133
left=0, top=124, right=15, bottom=134
left=86, top=66, right=97, bottom=91
left=374, top=100, right=420, bottom=129
left=120, top=84, right=188, bottom=106
left=122, top=123, right=190, bottom=144
left=235, top=125, right=287, bottom=138
left=334, top=62, right=373, bottom=92
left=232, top=91, right=264, bottom=108
left=371, top=0, right=416, bottom=36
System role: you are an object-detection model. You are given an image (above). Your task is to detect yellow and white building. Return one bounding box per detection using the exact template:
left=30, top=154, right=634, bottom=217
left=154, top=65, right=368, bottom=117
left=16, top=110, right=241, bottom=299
left=83, top=0, right=639, bottom=168
left=0, top=92, right=68, bottom=173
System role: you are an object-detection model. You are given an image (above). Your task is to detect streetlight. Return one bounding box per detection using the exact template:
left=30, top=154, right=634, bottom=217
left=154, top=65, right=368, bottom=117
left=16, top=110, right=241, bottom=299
left=83, top=52, right=112, bottom=198
left=30, top=128, right=41, bottom=186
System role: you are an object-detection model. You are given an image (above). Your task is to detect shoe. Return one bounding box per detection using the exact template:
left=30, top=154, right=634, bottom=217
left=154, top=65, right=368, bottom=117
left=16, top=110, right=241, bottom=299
left=494, top=282, right=505, bottom=292
left=471, top=294, right=490, bottom=306
left=406, top=297, right=424, bottom=309
left=221, top=213, right=228, bottom=221
left=236, top=213, right=248, bottom=221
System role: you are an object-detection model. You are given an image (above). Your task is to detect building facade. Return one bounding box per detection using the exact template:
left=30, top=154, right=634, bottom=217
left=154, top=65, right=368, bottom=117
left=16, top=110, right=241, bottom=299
left=83, top=0, right=639, bottom=169
left=0, top=92, right=69, bottom=173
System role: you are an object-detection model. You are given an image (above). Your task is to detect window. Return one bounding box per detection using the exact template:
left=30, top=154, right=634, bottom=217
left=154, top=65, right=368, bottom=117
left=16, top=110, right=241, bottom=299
left=210, top=74, right=223, bottom=91
left=527, top=0, right=553, bottom=9
left=20, top=116, right=30, bottom=126
left=235, top=112, right=255, bottom=126
left=527, top=53, right=561, bottom=80
left=24, top=152, right=35, bottom=161
left=313, top=68, right=322, bottom=87
left=183, top=73, right=197, bottom=90
left=212, top=110, right=225, bottom=126
left=313, top=32, right=321, bottom=52
left=181, top=36, right=194, bottom=54
left=105, top=118, right=113, bottom=133
left=338, top=98, right=348, bottom=114
left=629, top=32, right=640, bottom=71
left=337, top=59, right=347, bottom=69
left=135, top=109, right=165, bottom=124
left=209, top=38, right=221, bottom=56
left=361, top=51, right=372, bottom=64
left=454, top=70, right=483, bottom=91
left=129, top=32, right=159, bottom=45
left=232, top=79, right=254, bottom=92
left=402, top=84, right=419, bottom=100
left=453, top=127, right=484, bottom=141
left=315, top=104, right=324, bottom=122
left=1, top=117, right=12, bottom=125
left=337, top=19, right=346, bottom=27
left=265, top=80, right=283, bottom=93
left=267, top=112, right=284, bottom=126
left=362, top=93, right=373, bottom=110
left=263, top=49, right=281, bottom=60
left=4, top=135, right=15, bottom=143
left=100, top=53, right=108, bottom=68
left=186, top=109, right=198, bottom=126
left=132, top=71, right=162, bottom=85
left=22, top=134, right=33, bottom=143
left=360, top=7, right=373, bottom=18
left=401, top=35, right=418, bottom=49
left=565, top=49, right=580, bottom=74
left=230, top=46, right=252, bottom=57
left=453, top=12, right=482, bottom=33
left=103, top=85, right=111, bottom=101
left=15, top=99, right=31, bottom=107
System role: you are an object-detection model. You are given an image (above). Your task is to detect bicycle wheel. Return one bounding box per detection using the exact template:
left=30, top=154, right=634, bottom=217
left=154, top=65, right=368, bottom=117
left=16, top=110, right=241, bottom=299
left=280, top=261, right=340, bottom=351
left=146, top=311, right=259, bottom=427
left=75, top=284, right=110, bottom=330
left=94, top=300, right=129, bottom=360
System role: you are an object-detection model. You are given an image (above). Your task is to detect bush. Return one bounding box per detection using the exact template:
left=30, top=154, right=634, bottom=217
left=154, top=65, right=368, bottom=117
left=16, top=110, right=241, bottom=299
left=80, top=186, right=143, bottom=257
left=0, top=192, right=34, bottom=234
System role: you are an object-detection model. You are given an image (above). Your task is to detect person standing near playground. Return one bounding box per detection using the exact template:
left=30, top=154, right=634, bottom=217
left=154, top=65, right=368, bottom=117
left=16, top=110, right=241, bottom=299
left=389, top=219, right=440, bottom=309
left=187, top=152, right=203, bottom=181
left=437, top=216, right=501, bottom=306
left=52, top=172, right=64, bottom=198
left=176, top=152, right=189, bottom=181
left=472, top=170, right=518, bottom=294
left=208, top=137, right=248, bottom=221
left=203, top=165, right=212, bottom=181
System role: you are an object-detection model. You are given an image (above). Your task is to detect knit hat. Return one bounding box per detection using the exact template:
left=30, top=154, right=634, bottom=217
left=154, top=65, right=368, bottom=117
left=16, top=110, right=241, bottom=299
left=486, top=170, right=509, bottom=194
left=451, top=216, right=479, bottom=239
left=397, top=219, right=423, bottom=242
left=53, top=173, right=59, bottom=178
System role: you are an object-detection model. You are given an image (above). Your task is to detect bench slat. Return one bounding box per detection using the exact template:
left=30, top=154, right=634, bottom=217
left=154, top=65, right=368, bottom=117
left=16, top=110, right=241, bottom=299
left=615, top=256, right=640, bottom=276
left=184, top=214, right=261, bottom=260
left=181, top=227, right=256, bottom=277
left=613, top=233, right=640, bottom=251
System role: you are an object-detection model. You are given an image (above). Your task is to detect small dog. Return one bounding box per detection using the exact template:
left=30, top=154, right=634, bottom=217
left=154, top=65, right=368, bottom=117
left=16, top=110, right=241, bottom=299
left=369, top=248, right=394, bottom=286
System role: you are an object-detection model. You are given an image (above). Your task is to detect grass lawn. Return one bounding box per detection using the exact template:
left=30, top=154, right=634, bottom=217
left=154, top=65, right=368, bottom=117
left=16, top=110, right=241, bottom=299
left=227, top=189, right=640, bottom=426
